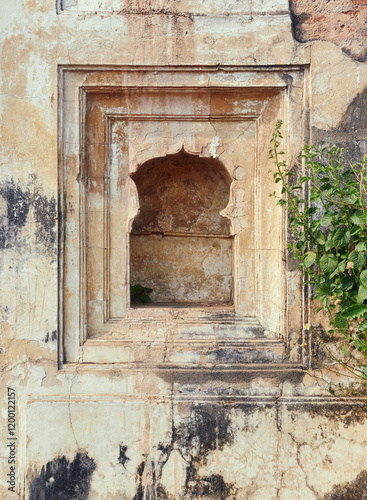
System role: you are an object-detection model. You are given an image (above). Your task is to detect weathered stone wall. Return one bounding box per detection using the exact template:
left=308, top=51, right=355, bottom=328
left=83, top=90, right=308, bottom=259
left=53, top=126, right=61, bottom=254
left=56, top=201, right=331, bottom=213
left=1, top=1, right=367, bottom=499
left=290, top=0, right=367, bottom=62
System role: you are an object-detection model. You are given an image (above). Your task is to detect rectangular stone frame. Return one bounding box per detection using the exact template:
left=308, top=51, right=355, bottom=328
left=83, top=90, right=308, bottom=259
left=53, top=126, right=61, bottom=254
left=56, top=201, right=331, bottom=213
left=58, top=65, right=310, bottom=370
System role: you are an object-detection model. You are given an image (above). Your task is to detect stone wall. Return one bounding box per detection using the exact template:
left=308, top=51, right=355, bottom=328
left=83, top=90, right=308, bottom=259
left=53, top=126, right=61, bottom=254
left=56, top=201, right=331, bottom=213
left=1, top=1, right=367, bottom=499
left=290, top=0, right=367, bottom=62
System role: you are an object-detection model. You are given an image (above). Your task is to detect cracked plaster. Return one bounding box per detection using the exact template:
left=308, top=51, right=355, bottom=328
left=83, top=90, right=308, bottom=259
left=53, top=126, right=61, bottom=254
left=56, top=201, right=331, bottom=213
left=1, top=0, right=367, bottom=498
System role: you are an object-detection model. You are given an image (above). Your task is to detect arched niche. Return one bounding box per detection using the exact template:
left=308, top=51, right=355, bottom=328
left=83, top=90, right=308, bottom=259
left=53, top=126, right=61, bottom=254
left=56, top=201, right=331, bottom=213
left=130, top=149, right=233, bottom=305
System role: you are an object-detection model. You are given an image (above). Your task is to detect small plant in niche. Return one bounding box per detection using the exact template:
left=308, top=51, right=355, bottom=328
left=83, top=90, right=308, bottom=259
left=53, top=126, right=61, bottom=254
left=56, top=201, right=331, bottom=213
left=270, top=120, right=367, bottom=391
left=130, top=284, right=152, bottom=304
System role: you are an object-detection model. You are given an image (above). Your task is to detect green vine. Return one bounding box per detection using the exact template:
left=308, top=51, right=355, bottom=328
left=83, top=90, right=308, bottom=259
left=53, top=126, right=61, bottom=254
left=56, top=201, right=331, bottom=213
left=130, top=284, right=152, bottom=304
left=270, top=120, right=367, bottom=387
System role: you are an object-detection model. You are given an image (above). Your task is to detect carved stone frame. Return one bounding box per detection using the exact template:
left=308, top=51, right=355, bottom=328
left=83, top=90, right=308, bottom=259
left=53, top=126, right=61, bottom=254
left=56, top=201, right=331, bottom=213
left=58, top=65, right=310, bottom=370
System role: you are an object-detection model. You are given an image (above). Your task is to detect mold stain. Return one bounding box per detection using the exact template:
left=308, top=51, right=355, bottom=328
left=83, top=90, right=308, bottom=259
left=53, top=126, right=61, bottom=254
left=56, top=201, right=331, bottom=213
left=33, top=190, right=57, bottom=257
left=0, top=176, right=56, bottom=259
left=324, top=470, right=367, bottom=499
left=131, top=405, right=237, bottom=499
left=312, top=85, right=367, bottom=164
left=286, top=402, right=367, bottom=429
left=289, top=1, right=367, bottom=62
left=0, top=178, right=30, bottom=249
left=44, top=330, right=57, bottom=343
left=28, top=452, right=96, bottom=500
left=118, top=443, right=130, bottom=468
left=132, top=461, right=146, bottom=500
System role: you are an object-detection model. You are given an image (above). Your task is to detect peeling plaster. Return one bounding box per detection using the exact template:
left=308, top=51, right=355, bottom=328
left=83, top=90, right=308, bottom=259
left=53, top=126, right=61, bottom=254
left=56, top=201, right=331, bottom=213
left=2, top=1, right=367, bottom=499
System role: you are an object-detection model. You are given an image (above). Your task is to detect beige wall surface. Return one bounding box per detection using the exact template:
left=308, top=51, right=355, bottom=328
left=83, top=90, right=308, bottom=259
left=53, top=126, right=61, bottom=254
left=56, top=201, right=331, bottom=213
left=1, top=1, right=367, bottom=499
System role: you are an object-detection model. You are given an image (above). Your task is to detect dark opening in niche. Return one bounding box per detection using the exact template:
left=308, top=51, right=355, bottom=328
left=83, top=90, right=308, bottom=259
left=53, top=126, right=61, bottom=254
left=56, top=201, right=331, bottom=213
left=130, top=149, right=233, bottom=306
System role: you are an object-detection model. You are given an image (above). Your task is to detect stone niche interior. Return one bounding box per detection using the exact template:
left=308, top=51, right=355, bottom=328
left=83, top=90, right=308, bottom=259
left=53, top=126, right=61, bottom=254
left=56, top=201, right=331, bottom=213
left=130, top=150, right=233, bottom=306
left=60, top=67, right=307, bottom=365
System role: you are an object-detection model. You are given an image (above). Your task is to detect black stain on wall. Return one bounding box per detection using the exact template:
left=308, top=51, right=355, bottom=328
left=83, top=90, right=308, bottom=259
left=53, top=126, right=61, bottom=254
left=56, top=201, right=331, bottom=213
left=288, top=1, right=367, bottom=63
left=131, top=405, right=237, bottom=499
left=187, top=474, right=234, bottom=499
left=1, top=179, right=31, bottom=228
left=205, top=347, right=285, bottom=364
left=28, top=452, right=96, bottom=500
left=312, top=86, right=367, bottom=165
left=132, top=461, right=146, bottom=500
left=285, top=403, right=367, bottom=429
left=309, top=326, right=341, bottom=369
left=288, top=2, right=309, bottom=45
left=0, top=179, right=30, bottom=249
left=338, top=86, right=367, bottom=135
left=34, top=190, right=57, bottom=257
left=324, top=470, right=367, bottom=499
left=118, top=443, right=130, bottom=468
left=44, top=330, right=57, bottom=343
left=0, top=176, right=57, bottom=260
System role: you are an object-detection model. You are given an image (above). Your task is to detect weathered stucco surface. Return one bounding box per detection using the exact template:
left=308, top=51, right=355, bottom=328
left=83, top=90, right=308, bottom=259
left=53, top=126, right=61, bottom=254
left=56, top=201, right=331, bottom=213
left=290, top=0, right=367, bottom=62
left=2, top=1, right=367, bottom=499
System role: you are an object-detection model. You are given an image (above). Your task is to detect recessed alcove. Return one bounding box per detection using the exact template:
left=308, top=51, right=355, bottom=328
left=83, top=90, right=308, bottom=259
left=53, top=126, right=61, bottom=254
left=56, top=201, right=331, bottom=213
left=130, top=150, right=233, bottom=306
left=59, top=66, right=308, bottom=364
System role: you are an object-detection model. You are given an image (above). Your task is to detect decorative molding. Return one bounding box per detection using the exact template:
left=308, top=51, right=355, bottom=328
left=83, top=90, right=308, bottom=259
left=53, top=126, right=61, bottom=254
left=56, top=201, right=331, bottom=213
left=59, top=65, right=309, bottom=367
left=103, top=111, right=260, bottom=323
left=26, top=393, right=367, bottom=406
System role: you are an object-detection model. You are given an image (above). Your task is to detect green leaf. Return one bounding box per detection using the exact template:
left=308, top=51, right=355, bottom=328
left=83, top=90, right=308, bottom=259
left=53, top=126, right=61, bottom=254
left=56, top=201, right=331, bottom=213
left=348, top=250, right=365, bottom=269
left=356, top=242, right=367, bottom=252
left=296, top=240, right=306, bottom=252
left=361, top=365, right=367, bottom=380
left=320, top=213, right=333, bottom=226
left=337, top=260, right=346, bottom=273
left=341, top=304, right=367, bottom=319
left=307, top=207, right=319, bottom=215
left=353, top=340, right=366, bottom=352
left=130, top=284, right=152, bottom=303
left=344, top=190, right=359, bottom=204
left=320, top=254, right=338, bottom=274
left=351, top=226, right=361, bottom=237
left=341, top=168, right=354, bottom=178
left=310, top=191, right=321, bottom=202
left=342, top=343, right=350, bottom=357
left=139, top=293, right=151, bottom=303
left=334, top=314, right=349, bottom=332
left=350, top=211, right=366, bottom=227
left=325, top=235, right=334, bottom=251
left=319, top=183, right=333, bottom=191
left=360, top=270, right=367, bottom=288
left=304, top=251, right=316, bottom=268
left=316, top=232, right=326, bottom=245
left=333, top=228, right=350, bottom=247
left=340, top=275, right=354, bottom=291
left=357, top=286, right=367, bottom=304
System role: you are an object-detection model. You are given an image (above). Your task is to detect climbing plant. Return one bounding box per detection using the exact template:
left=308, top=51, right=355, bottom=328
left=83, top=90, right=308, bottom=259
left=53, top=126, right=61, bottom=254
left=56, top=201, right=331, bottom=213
left=130, top=284, right=152, bottom=304
left=270, top=120, right=367, bottom=388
